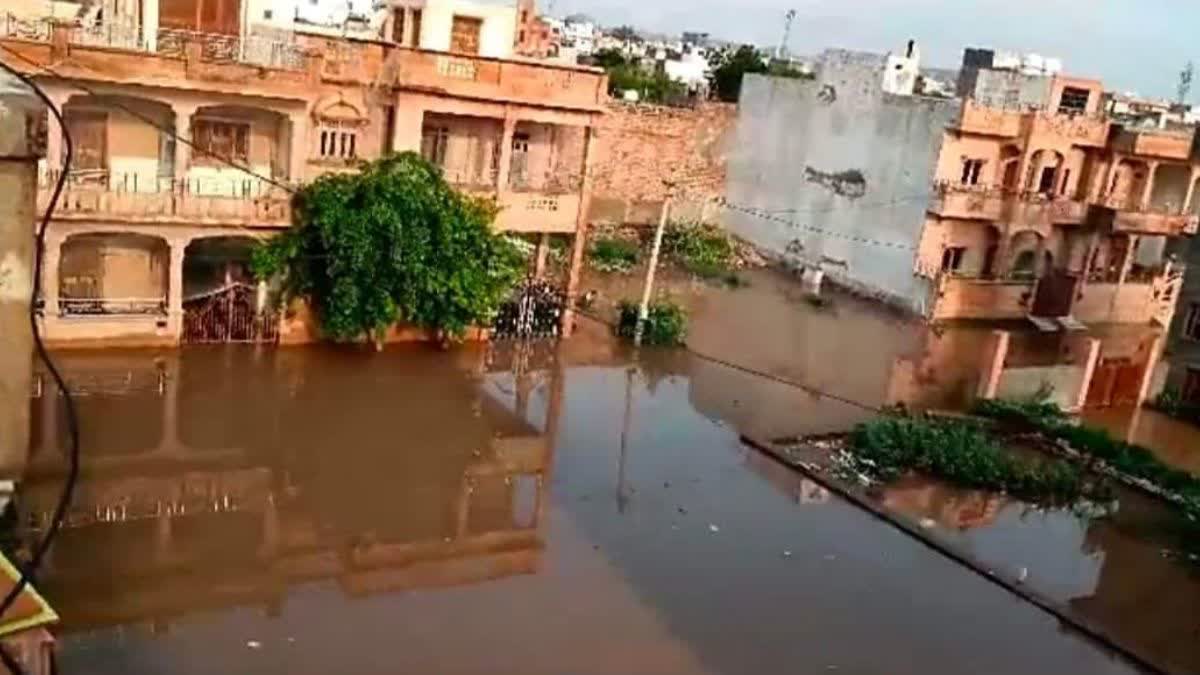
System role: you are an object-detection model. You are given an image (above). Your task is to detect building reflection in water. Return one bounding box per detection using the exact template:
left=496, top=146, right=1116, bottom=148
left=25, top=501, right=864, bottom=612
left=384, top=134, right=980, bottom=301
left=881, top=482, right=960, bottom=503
left=20, top=344, right=563, bottom=633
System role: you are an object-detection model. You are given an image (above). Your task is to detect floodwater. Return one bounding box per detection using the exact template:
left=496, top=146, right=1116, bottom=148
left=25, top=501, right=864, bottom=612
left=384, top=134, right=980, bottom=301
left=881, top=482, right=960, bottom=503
left=1083, top=407, right=1200, bottom=476
left=875, top=475, right=1200, bottom=674
left=8, top=267, right=1185, bottom=674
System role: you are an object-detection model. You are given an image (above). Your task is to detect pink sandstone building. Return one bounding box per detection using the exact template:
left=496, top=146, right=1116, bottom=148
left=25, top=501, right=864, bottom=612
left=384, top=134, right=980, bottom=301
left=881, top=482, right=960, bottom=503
left=1, top=0, right=604, bottom=347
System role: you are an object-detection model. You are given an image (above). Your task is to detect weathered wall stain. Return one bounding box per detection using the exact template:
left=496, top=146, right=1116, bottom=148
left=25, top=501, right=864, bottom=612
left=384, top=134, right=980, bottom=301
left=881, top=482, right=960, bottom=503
left=803, top=166, right=868, bottom=199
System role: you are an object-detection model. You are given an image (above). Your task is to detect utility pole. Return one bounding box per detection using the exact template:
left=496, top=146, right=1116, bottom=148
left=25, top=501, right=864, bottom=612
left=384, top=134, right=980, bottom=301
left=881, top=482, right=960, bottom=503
left=777, top=9, right=797, bottom=60
left=1179, top=61, right=1194, bottom=106
left=633, top=181, right=675, bottom=346
left=0, top=73, right=43, bottom=479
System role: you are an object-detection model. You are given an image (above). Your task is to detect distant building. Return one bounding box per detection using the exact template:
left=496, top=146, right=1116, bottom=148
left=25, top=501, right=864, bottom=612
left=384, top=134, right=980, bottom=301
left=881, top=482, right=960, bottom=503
left=956, top=46, right=1064, bottom=102
left=727, top=53, right=1196, bottom=410
left=562, top=14, right=596, bottom=55
left=882, top=39, right=921, bottom=96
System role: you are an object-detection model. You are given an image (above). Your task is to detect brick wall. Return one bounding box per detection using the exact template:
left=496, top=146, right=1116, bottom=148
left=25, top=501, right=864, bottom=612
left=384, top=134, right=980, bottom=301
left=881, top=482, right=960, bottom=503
left=589, top=101, right=736, bottom=226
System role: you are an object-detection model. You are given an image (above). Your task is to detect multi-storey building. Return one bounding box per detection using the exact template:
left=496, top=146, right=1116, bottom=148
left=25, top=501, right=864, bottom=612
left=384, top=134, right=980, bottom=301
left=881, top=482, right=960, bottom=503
left=1, top=0, right=606, bottom=347
left=727, top=51, right=1198, bottom=409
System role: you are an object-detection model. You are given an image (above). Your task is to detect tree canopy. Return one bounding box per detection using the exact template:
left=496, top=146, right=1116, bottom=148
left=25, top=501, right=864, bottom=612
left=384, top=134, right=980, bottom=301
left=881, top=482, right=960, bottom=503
left=708, top=45, right=769, bottom=103
left=252, top=152, right=524, bottom=344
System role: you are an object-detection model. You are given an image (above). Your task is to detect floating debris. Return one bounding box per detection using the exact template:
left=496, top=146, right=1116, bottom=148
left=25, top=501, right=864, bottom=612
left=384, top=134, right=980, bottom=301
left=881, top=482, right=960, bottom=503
left=708, top=524, right=720, bottom=533
left=246, top=641, right=262, bottom=650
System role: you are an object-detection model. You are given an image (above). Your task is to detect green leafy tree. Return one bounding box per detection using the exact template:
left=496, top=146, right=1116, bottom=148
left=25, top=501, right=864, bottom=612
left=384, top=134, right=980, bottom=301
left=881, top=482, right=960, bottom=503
left=252, top=152, right=524, bottom=346
left=708, top=45, right=769, bottom=102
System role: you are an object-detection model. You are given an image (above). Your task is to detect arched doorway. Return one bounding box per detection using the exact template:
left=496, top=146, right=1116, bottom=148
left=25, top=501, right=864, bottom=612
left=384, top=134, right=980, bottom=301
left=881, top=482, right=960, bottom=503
left=1026, top=149, right=1066, bottom=195
left=58, top=233, right=169, bottom=316
left=181, top=237, right=278, bottom=344
left=1008, top=231, right=1043, bottom=279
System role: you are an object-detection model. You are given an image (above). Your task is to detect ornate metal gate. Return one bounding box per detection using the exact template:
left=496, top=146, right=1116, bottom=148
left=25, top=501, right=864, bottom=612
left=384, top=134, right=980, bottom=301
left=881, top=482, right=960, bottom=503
left=182, top=284, right=279, bottom=345
left=492, top=278, right=565, bottom=341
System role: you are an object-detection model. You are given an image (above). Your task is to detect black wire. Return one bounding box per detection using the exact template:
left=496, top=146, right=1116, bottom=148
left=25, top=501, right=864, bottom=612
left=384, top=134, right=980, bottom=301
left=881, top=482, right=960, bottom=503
left=0, top=57, right=81, bottom=675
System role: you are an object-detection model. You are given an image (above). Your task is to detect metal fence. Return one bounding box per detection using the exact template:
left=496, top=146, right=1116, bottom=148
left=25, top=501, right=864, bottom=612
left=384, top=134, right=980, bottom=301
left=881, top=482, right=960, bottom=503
left=0, top=13, right=52, bottom=42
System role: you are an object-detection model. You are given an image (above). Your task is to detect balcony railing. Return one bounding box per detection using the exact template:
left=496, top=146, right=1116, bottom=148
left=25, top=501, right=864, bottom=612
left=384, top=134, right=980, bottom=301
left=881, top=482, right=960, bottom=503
left=40, top=171, right=292, bottom=226
left=71, top=20, right=144, bottom=51
left=59, top=297, right=166, bottom=317
left=157, top=29, right=306, bottom=71
left=929, top=183, right=1088, bottom=225
left=0, top=13, right=51, bottom=42
left=1088, top=199, right=1200, bottom=236
left=389, top=48, right=606, bottom=110
left=1028, top=111, right=1110, bottom=147
left=1110, top=127, right=1196, bottom=160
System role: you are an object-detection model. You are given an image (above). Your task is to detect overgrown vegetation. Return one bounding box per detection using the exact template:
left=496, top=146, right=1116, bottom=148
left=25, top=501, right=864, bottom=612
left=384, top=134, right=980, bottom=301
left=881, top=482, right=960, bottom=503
left=708, top=45, right=814, bottom=103
left=617, top=300, right=688, bottom=346
left=252, top=153, right=524, bottom=345
left=1153, top=388, right=1200, bottom=427
left=589, top=237, right=640, bottom=273
left=848, top=417, right=1098, bottom=504
left=663, top=221, right=736, bottom=278
left=974, top=397, right=1200, bottom=519
left=592, top=48, right=689, bottom=105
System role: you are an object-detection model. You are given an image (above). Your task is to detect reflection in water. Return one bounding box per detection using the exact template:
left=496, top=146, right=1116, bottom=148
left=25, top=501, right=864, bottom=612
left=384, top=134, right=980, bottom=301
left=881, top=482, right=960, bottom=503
left=871, top=474, right=1200, bottom=672
left=23, top=346, right=559, bottom=633
left=1083, top=406, right=1200, bottom=476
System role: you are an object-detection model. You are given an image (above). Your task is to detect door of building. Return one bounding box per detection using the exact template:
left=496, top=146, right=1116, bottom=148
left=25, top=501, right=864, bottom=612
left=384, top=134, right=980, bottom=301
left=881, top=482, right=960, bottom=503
left=1031, top=270, right=1079, bottom=318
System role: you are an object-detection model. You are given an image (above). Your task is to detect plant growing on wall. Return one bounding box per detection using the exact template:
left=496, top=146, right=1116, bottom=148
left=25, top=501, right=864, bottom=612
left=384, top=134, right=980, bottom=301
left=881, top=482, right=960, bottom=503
left=251, top=152, right=524, bottom=346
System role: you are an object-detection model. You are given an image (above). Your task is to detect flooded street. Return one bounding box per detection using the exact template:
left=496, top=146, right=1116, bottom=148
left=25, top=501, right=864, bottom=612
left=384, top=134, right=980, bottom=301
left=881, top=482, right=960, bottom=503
left=13, top=268, right=1194, bottom=674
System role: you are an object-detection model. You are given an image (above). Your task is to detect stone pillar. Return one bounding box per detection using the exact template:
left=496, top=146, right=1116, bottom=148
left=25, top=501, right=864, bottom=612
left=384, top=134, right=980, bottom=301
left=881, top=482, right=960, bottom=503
left=1116, top=235, right=1138, bottom=285
left=1140, top=161, right=1159, bottom=211
left=43, top=88, right=70, bottom=178
left=1097, top=156, right=1119, bottom=203
left=141, top=0, right=159, bottom=51
left=561, top=125, right=595, bottom=337
left=0, top=83, right=42, bottom=478
left=495, top=114, right=517, bottom=192
left=977, top=330, right=1010, bottom=400
left=1137, top=334, right=1165, bottom=406
left=287, top=114, right=307, bottom=185
left=1074, top=337, right=1102, bottom=412
left=166, top=239, right=187, bottom=341
left=534, top=233, right=549, bottom=277
left=172, top=104, right=198, bottom=188
left=40, top=233, right=62, bottom=320
left=391, top=97, right=424, bottom=154
left=1184, top=168, right=1200, bottom=215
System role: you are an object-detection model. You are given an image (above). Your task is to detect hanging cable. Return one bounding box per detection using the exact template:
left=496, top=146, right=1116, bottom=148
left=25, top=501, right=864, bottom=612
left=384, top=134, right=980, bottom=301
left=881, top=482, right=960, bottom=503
left=0, top=56, right=80, bottom=675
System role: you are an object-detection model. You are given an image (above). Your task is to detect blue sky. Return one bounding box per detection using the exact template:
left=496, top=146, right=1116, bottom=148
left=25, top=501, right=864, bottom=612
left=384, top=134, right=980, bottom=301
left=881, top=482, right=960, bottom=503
left=550, top=0, right=1193, bottom=99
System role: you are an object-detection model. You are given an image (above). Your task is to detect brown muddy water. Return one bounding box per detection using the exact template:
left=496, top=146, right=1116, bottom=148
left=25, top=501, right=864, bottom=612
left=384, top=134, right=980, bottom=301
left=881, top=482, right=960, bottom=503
left=10, top=267, right=1191, bottom=674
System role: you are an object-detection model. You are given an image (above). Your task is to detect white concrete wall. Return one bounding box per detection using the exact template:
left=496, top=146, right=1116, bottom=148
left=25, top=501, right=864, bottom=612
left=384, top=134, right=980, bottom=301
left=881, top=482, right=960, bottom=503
left=996, top=366, right=1085, bottom=411
left=418, top=0, right=516, bottom=58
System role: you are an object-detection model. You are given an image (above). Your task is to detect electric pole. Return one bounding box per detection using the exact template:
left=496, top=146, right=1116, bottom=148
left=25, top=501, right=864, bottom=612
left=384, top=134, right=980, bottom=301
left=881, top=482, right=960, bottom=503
left=777, top=9, right=797, bottom=60
left=1179, top=61, right=1194, bottom=106
left=633, top=181, right=675, bottom=347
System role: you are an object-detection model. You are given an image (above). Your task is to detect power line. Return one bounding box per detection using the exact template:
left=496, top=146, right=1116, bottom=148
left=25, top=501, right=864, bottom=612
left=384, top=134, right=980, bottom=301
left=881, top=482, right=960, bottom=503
left=717, top=197, right=927, bottom=251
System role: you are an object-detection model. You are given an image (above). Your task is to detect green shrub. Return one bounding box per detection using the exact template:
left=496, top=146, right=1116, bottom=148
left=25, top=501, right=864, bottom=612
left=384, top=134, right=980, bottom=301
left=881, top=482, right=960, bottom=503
left=616, top=300, right=687, bottom=346
left=849, top=417, right=1095, bottom=503
left=975, top=397, right=1200, bottom=509
left=663, top=222, right=735, bottom=278
left=589, top=237, right=640, bottom=273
